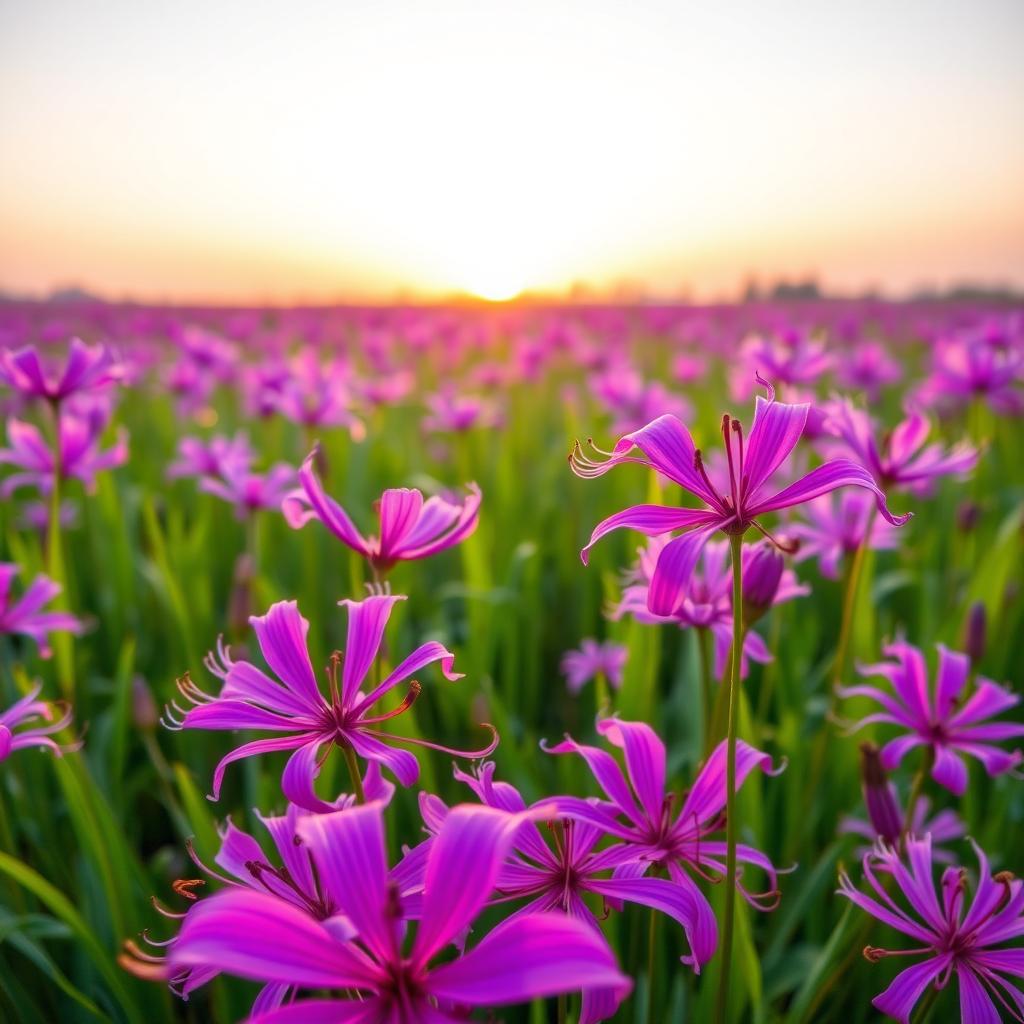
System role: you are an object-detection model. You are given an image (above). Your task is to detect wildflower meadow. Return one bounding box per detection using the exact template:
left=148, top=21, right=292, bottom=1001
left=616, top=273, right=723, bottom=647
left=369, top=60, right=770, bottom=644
left=0, top=301, right=1021, bottom=1023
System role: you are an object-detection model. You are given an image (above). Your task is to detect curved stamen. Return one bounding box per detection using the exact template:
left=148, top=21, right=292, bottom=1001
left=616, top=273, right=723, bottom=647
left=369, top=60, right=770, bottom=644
left=360, top=681, right=422, bottom=724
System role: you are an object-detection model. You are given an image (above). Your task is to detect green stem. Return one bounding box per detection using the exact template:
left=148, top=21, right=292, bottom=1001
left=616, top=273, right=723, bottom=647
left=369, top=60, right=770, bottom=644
left=913, top=983, right=941, bottom=1023
left=594, top=667, right=611, bottom=715
left=902, top=747, right=935, bottom=846
left=697, top=627, right=713, bottom=753
left=831, top=539, right=868, bottom=690
left=46, top=432, right=73, bottom=698
left=646, top=903, right=659, bottom=1024
left=715, top=532, right=745, bottom=1023
left=342, top=744, right=365, bottom=804
left=557, top=993, right=567, bottom=1024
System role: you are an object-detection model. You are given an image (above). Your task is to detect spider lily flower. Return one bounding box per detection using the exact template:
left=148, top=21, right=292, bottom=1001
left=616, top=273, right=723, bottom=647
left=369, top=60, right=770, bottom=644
left=0, top=563, right=83, bottom=657
left=162, top=357, right=215, bottom=418
left=0, top=682, right=78, bottom=762
left=730, top=333, right=832, bottom=400
left=838, top=835, right=1024, bottom=1023
left=121, top=783, right=396, bottom=1010
left=545, top=718, right=785, bottom=920
left=612, top=536, right=805, bottom=679
left=838, top=743, right=964, bottom=860
left=822, top=398, right=978, bottom=496
left=570, top=378, right=909, bottom=613
left=166, top=433, right=254, bottom=481
left=840, top=642, right=1024, bottom=796
left=425, top=761, right=709, bottom=1023
left=788, top=490, right=900, bottom=580
left=167, top=803, right=631, bottom=1023
left=915, top=331, right=1024, bottom=417
left=275, top=352, right=364, bottom=436
left=834, top=340, right=902, bottom=401
left=0, top=337, right=122, bottom=404
left=198, top=462, right=297, bottom=519
left=590, top=365, right=692, bottom=437
left=560, top=640, right=627, bottom=695
left=283, top=447, right=481, bottom=575
left=165, top=595, right=495, bottom=810
left=421, top=389, right=502, bottom=434
left=0, top=411, right=128, bottom=496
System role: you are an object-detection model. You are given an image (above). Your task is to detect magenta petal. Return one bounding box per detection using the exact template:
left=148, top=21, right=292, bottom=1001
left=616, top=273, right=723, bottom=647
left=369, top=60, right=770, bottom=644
left=749, top=458, right=912, bottom=526
left=355, top=640, right=462, bottom=713
left=347, top=728, right=421, bottom=786
left=248, top=998, right=386, bottom=1024
left=589, top=872, right=717, bottom=971
left=337, top=595, right=404, bottom=706
left=209, top=734, right=310, bottom=800
left=595, top=718, right=666, bottom=826
left=742, top=395, right=809, bottom=500
left=293, top=450, right=368, bottom=553
left=249, top=602, right=324, bottom=712
left=297, top=804, right=396, bottom=964
left=647, top=525, right=721, bottom=617
left=678, top=738, right=777, bottom=826
left=170, top=889, right=381, bottom=990
left=871, top=955, right=951, bottom=1024
left=376, top=488, right=424, bottom=559
left=957, top=969, right=1002, bottom=1024
left=413, top=805, right=541, bottom=965
left=580, top=505, right=720, bottom=565
left=427, top=912, right=630, bottom=1007
left=281, top=740, right=337, bottom=813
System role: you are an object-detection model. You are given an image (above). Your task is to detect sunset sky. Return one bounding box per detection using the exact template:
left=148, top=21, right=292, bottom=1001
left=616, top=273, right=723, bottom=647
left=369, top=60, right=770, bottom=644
left=2, top=0, right=1023, bottom=303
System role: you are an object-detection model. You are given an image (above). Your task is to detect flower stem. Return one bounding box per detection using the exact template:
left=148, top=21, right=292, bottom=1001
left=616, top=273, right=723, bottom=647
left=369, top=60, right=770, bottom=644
left=697, top=627, right=713, bottom=752
left=902, top=746, right=935, bottom=847
left=832, top=539, right=868, bottom=689
left=715, top=532, right=745, bottom=1023
left=47, top=434, right=73, bottom=698
left=342, top=744, right=365, bottom=804
left=557, top=993, right=567, bottom=1024
left=646, top=902, right=659, bottom=1024
left=913, top=984, right=941, bottom=1023
left=594, top=670, right=610, bottom=717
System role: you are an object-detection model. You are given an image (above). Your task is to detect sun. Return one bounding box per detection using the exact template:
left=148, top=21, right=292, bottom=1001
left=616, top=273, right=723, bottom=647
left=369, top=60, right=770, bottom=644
left=464, top=272, right=524, bottom=302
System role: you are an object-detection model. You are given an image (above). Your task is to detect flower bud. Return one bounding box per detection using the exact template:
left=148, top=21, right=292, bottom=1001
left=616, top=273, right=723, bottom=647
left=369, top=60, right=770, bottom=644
left=956, top=500, right=980, bottom=533
left=963, top=601, right=986, bottom=665
left=132, top=676, right=158, bottom=731
left=742, top=542, right=784, bottom=625
left=228, top=553, right=254, bottom=639
left=859, top=742, right=902, bottom=845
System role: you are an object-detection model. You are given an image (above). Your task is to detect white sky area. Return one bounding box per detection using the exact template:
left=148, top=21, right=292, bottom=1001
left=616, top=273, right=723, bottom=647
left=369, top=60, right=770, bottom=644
left=1, top=0, right=1023, bottom=301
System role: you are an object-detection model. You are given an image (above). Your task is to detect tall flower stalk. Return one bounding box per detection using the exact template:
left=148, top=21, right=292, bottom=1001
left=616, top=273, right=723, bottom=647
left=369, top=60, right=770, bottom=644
left=716, top=531, right=745, bottom=1021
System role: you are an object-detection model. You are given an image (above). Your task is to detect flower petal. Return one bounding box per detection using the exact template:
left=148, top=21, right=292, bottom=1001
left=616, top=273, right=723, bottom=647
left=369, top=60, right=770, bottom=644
left=427, top=912, right=630, bottom=1007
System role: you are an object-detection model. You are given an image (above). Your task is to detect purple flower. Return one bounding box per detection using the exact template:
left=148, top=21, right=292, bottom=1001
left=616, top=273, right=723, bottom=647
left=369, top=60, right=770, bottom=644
left=283, top=448, right=481, bottom=575
left=571, top=378, right=909, bottom=613
left=165, top=595, right=495, bottom=809
left=0, top=411, right=128, bottom=496
left=612, top=536, right=805, bottom=679
left=841, top=642, right=1024, bottom=796
left=167, top=802, right=631, bottom=1022
left=834, top=340, right=902, bottom=400
left=591, top=364, right=693, bottom=437
left=122, top=781, right=396, bottom=1010
left=0, top=682, right=78, bottom=762
left=837, top=742, right=964, bottom=859
left=17, top=499, right=79, bottom=535
left=545, top=719, right=784, bottom=933
left=0, top=563, right=83, bottom=657
left=823, top=398, right=978, bottom=495
left=426, top=761, right=704, bottom=1022
left=561, top=640, right=628, bottom=695
left=166, top=433, right=254, bottom=481
left=730, top=333, right=832, bottom=399
left=838, top=835, right=1024, bottom=1023
left=0, top=337, right=122, bottom=404
left=422, top=388, right=502, bottom=434
left=198, top=462, right=297, bottom=519
left=275, top=351, right=364, bottom=436
left=916, top=330, right=1024, bottom=416
left=788, top=490, right=900, bottom=580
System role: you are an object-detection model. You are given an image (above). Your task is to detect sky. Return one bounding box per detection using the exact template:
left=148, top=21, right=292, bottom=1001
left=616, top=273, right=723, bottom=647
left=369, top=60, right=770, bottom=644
left=1, top=0, right=1023, bottom=304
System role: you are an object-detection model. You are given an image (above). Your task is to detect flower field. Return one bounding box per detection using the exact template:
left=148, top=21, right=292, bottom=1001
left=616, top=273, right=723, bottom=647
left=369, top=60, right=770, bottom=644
left=0, top=300, right=1021, bottom=1023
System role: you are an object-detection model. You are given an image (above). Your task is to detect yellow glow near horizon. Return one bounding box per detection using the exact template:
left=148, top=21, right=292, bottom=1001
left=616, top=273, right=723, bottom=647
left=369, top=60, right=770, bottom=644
left=1, top=2, right=1023, bottom=302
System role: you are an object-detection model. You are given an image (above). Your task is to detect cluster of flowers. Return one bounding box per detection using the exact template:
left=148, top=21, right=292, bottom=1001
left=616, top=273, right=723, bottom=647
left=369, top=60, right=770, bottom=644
left=2, top=307, right=1022, bottom=1023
